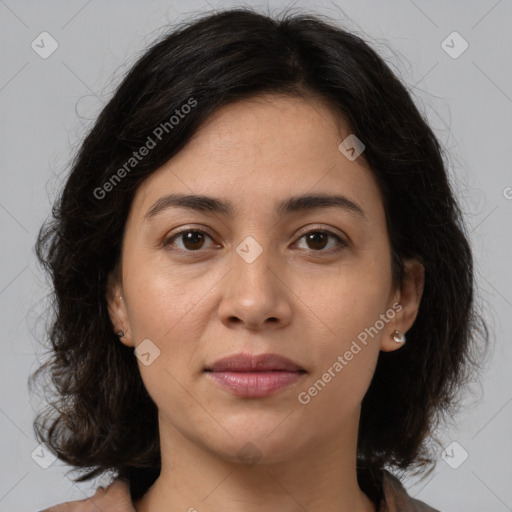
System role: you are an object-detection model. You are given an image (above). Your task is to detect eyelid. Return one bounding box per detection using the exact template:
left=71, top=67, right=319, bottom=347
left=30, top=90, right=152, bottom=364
left=295, top=224, right=347, bottom=242
left=162, top=225, right=217, bottom=248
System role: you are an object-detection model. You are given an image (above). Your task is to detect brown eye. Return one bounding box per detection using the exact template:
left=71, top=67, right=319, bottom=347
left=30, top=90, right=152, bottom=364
left=165, top=230, right=215, bottom=251
left=297, top=230, right=346, bottom=252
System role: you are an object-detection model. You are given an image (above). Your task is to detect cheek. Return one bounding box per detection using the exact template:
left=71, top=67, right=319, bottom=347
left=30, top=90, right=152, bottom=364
left=121, top=260, right=209, bottom=417
left=120, top=255, right=219, bottom=404
left=291, top=252, right=390, bottom=412
left=293, top=275, right=385, bottom=428
left=295, top=346, right=378, bottom=440
left=293, top=247, right=392, bottom=345
left=123, top=250, right=209, bottom=340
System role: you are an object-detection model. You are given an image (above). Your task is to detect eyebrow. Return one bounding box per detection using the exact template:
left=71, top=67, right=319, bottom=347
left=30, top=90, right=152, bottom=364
left=144, top=192, right=366, bottom=222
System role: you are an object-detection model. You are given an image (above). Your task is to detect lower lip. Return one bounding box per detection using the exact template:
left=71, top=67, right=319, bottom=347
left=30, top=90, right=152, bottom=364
left=205, top=371, right=305, bottom=397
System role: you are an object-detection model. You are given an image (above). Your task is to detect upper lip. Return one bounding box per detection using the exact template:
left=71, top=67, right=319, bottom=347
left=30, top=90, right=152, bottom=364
left=205, top=353, right=306, bottom=372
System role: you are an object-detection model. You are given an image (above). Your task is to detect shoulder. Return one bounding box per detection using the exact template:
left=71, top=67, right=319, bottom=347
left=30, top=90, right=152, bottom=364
left=378, top=470, right=441, bottom=512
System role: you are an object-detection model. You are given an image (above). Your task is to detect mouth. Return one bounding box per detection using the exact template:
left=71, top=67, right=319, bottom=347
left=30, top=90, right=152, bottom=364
left=204, top=352, right=305, bottom=372
left=204, top=352, right=307, bottom=398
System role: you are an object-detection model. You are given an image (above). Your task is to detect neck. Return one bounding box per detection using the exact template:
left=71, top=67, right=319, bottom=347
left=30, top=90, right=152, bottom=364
left=134, top=409, right=377, bottom=512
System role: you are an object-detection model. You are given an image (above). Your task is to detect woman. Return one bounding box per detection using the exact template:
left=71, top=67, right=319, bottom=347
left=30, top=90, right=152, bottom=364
left=32, top=7, right=488, bottom=512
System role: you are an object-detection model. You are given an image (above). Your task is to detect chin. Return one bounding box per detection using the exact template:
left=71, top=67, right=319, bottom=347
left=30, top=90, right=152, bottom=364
left=200, top=423, right=308, bottom=466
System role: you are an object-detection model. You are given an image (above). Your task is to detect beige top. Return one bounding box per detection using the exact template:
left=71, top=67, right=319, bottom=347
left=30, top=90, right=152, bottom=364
left=377, top=470, right=441, bottom=511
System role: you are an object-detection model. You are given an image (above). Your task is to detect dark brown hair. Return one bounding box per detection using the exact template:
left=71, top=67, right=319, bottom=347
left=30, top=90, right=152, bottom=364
left=30, top=6, right=489, bottom=503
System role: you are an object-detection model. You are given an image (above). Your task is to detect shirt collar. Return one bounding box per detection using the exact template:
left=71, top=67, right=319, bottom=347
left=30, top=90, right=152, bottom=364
left=377, top=470, right=441, bottom=512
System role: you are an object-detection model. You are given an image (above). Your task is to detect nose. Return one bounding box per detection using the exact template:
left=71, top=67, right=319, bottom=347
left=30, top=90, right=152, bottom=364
left=217, top=244, right=293, bottom=331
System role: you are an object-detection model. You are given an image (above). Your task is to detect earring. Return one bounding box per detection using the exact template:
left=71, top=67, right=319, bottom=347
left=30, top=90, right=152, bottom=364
left=116, top=330, right=125, bottom=338
left=392, top=330, right=406, bottom=343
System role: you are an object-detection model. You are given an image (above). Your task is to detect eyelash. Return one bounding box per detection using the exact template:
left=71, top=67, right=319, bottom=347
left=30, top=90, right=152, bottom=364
left=162, top=227, right=347, bottom=255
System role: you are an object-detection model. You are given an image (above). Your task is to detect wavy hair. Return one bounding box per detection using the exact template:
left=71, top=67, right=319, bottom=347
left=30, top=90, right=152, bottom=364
left=30, top=6, right=489, bottom=503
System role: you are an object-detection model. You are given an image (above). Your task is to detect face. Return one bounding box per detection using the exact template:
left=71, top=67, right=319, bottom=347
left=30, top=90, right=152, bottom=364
left=107, top=94, right=423, bottom=464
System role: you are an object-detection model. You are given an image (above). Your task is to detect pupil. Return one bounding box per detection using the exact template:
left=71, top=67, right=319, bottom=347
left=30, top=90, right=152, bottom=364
left=308, top=232, right=327, bottom=250
left=184, top=231, right=203, bottom=249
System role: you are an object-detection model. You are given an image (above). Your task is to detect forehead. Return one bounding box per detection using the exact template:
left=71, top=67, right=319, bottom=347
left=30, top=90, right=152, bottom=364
left=130, top=94, right=383, bottom=224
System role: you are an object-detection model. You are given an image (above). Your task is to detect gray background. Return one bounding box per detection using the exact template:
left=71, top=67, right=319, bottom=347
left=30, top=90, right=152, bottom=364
left=1, top=1, right=511, bottom=511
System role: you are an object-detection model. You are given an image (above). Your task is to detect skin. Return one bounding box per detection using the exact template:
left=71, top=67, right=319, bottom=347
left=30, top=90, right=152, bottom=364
left=95, top=94, right=423, bottom=512
left=40, top=481, right=135, bottom=512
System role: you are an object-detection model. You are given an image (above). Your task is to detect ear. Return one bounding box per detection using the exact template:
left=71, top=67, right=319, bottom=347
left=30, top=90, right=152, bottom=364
left=106, top=268, right=134, bottom=348
left=380, top=258, right=424, bottom=352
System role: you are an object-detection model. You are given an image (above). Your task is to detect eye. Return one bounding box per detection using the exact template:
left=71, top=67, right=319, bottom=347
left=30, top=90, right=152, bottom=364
left=163, top=228, right=347, bottom=254
left=164, top=229, right=216, bottom=252
left=295, top=229, right=347, bottom=253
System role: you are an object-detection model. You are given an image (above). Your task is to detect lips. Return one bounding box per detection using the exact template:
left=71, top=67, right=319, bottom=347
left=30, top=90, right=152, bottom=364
left=204, top=352, right=306, bottom=373
left=204, top=353, right=306, bottom=398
